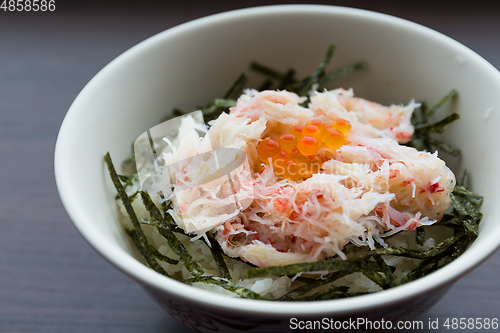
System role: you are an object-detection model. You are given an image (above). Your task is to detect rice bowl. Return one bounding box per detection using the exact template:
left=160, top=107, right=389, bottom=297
left=55, top=5, right=500, bottom=332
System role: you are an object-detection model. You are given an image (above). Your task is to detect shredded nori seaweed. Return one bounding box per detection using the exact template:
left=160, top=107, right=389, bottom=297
left=318, top=62, right=366, bottom=85
left=140, top=191, right=205, bottom=278
left=126, top=228, right=179, bottom=265
left=243, top=259, right=379, bottom=280
left=423, top=89, right=458, bottom=122
left=291, top=286, right=356, bottom=301
left=415, top=227, right=426, bottom=246
left=182, top=276, right=267, bottom=300
left=415, top=113, right=460, bottom=134
left=173, top=73, right=247, bottom=123
left=249, top=45, right=364, bottom=98
left=205, top=236, right=232, bottom=280
left=408, top=89, right=460, bottom=155
left=107, top=47, right=483, bottom=301
left=289, top=44, right=336, bottom=96
left=104, top=153, right=170, bottom=276
left=277, top=272, right=350, bottom=301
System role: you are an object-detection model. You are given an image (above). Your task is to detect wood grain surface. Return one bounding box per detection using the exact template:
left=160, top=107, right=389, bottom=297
left=1, top=2, right=499, bottom=332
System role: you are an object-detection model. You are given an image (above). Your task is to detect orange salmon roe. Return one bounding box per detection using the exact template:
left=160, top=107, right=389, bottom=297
left=305, top=119, right=324, bottom=131
left=332, top=118, right=351, bottom=136
left=283, top=160, right=302, bottom=180
left=289, top=125, right=304, bottom=139
left=257, top=138, right=280, bottom=163
left=302, top=125, right=322, bottom=142
left=288, top=147, right=305, bottom=163
left=272, top=151, right=288, bottom=175
left=305, top=155, right=322, bottom=175
left=297, top=136, right=320, bottom=156
left=258, top=117, right=351, bottom=180
left=278, top=134, right=297, bottom=152
left=323, top=128, right=344, bottom=150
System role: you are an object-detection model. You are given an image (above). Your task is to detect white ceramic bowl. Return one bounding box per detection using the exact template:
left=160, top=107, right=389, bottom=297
left=55, top=5, right=500, bottom=332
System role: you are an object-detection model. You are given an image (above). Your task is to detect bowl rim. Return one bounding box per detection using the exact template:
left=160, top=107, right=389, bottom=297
left=55, top=4, right=500, bottom=317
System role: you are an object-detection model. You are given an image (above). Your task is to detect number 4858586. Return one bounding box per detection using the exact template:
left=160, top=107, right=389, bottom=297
left=1, top=0, right=56, bottom=11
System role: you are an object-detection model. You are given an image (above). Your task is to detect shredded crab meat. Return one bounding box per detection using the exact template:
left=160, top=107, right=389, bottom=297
left=161, top=89, right=455, bottom=267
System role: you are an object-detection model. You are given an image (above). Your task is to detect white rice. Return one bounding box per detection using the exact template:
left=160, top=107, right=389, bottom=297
left=118, top=192, right=454, bottom=300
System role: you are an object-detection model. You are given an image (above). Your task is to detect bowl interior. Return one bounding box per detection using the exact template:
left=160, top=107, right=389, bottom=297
left=55, top=5, right=500, bottom=316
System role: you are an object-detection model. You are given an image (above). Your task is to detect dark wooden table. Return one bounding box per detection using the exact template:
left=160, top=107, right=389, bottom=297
left=1, top=2, right=499, bottom=332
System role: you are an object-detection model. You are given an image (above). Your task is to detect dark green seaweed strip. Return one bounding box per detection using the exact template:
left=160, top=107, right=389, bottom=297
left=277, top=271, right=350, bottom=301
left=290, top=276, right=319, bottom=284
left=373, top=255, right=395, bottom=288
left=183, top=276, right=267, bottom=300
left=151, top=201, right=253, bottom=272
left=423, top=89, right=457, bottom=122
left=291, top=44, right=336, bottom=96
left=115, top=189, right=139, bottom=202
left=200, top=104, right=219, bottom=121
left=140, top=217, right=178, bottom=232
left=416, top=227, right=426, bottom=247
left=441, top=234, right=470, bottom=266
left=342, top=242, right=367, bottom=255
left=258, top=79, right=274, bottom=91
left=300, top=290, right=370, bottom=301
left=127, top=229, right=179, bottom=264
left=292, top=286, right=355, bottom=301
left=450, top=194, right=481, bottom=237
left=453, top=185, right=483, bottom=201
left=402, top=256, right=442, bottom=282
left=147, top=244, right=178, bottom=264
left=140, top=216, right=192, bottom=240
left=250, top=62, right=285, bottom=81
left=402, top=235, right=464, bottom=283
left=451, top=191, right=482, bottom=219
left=406, top=134, right=428, bottom=152
left=459, top=169, right=469, bottom=187
left=411, top=102, right=428, bottom=127
left=353, top=258, right=388, bottom=289
left=402, top=187, right=483, bottom=284
left=172, top=108, right=185, bottom=117
left=438, top=213, right=463, bottom=228
left=318, top=62, right=367, bottom=85
left=140, top=191, right=205, bottom=277
left=121, top=152, right=136, bottom=167
left=415, top=113, right=460, bottom=134
left=158, top=193, right=170, bottom=218
left=148, top=210, right=255, bottom=274
left=201, top=74, right=247, bottom=123
left=205, top=236, right=232, bottom=280
left=424, top=136, right=461, bottom=157
left=407, top=90, right=460, bottom=156
left=353, top=234, right=463, bottom=261
left=402, top=256, right=439, bottom=283
left=156, top=193, right=180, bottom=230
left=279, top=68, right=297, bottom=90
left=104, top=153, right=168, bottom=275
left=243, top=259, right=378, bottom=280
left=451, top=193, right=482, bottom=222
left=117, top=173, right=139, bottom=188
left=223, top=73, right=247, bottom=100
left=128, top=190, right=139, bottom=202
left=214, top=98, right=237, bottom=108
